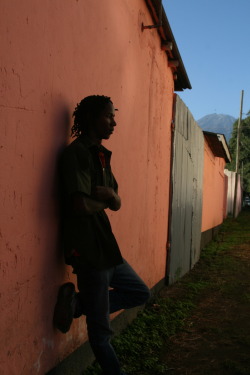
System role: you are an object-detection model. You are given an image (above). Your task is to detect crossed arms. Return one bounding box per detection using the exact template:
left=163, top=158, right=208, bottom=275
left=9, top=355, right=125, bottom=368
left=71, top=186, right=121, bottom=216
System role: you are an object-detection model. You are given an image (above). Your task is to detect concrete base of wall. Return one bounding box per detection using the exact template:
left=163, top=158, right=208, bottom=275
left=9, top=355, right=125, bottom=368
left=46, top=278, right=166, bottom=375
left=200, top=225, right=221, bottom=250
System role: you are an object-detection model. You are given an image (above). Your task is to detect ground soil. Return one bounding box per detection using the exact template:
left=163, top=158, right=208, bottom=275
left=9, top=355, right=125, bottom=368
left=160, top=209, right=250, bottom=375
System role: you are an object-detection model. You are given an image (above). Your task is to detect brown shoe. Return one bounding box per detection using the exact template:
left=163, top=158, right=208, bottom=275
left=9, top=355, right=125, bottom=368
left=53, top=282, right=76, bottom=333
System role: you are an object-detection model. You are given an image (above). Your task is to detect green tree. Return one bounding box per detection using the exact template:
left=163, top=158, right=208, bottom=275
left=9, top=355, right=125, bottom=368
left=227, top=112, right=250, bottom=193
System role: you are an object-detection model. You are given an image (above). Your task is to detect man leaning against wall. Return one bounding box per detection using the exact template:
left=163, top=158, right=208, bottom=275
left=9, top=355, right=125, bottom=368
left=53, top=95, right=150, bottom=375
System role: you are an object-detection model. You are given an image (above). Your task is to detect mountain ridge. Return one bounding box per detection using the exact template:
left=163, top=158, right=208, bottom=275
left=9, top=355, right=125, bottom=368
left=197, top=113, right=236, bottom=141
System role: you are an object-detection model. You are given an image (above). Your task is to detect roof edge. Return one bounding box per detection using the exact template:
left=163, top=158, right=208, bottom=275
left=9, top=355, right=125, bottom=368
left=144, top=0, right=191, bottom=91
left=203, top=131, right=232, bottom=163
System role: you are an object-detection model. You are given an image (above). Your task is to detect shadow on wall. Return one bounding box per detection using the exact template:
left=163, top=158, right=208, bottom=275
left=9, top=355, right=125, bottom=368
left=36, top=96, right=73, bottom=348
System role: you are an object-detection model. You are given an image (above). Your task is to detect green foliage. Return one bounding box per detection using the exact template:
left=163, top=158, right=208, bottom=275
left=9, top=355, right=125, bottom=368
left=185, top=280, right=210, bottom=294
left=83, top=298, right=194, bottom=375
left=227, top=112, right=250, bottom=192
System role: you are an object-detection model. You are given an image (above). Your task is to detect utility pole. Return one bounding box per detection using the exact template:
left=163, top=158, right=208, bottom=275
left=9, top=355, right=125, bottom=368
left=233, top=90, right=244, bottom=218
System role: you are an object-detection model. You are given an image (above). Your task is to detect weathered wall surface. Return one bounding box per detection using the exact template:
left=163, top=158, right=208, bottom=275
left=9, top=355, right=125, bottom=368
left=0, top=0, right=173, bottom=373
left=167, top=95, right=204, bottom=284
left=224, top=169, right=242, bottom=217
left=201, top=140, right=227, bottom=232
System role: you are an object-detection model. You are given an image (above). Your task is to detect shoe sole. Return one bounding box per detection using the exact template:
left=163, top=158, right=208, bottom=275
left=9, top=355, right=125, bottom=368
left=53, top=282, right=76, bottom=333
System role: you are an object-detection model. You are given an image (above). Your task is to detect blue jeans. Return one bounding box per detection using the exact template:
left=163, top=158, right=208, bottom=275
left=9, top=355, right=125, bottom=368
left=73, top=259, right=150, bottom=375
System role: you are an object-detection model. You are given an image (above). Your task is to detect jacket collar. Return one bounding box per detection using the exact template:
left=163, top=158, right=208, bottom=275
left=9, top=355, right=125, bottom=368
left=78, top=134, right=112, bottom=156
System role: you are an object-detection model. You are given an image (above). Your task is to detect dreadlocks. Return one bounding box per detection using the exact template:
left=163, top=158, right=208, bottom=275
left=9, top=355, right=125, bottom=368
left=71, top=95, right=113, bottom=138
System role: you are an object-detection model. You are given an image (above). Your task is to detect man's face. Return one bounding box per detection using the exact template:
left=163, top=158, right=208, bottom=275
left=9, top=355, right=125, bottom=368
left=92, top=102, right=117, bottom=140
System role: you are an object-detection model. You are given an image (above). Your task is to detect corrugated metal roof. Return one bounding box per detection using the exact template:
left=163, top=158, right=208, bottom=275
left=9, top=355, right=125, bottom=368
left=203, top=131, right=232, bottom=163
left=144, top=0, right=191, bottom=91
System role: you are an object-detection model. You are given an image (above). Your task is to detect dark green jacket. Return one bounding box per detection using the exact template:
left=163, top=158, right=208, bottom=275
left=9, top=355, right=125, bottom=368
left=59, top=135, right=123, bottom=270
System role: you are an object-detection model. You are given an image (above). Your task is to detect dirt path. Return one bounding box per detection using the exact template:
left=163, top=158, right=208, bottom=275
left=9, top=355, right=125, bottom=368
left=160, top=210, right=250, bottom=375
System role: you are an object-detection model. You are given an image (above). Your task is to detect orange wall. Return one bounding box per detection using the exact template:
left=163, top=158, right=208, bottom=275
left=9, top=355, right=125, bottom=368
left=201, top=139, right=227, bottom=232
left=0, top=1, right=174, bottom=373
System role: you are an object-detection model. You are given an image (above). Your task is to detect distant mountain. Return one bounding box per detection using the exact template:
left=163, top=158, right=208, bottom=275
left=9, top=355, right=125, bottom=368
left=197, top=114, right=236, bottom=142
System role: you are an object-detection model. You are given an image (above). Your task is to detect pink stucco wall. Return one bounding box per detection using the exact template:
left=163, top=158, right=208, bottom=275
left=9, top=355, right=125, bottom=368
left=201, top=139, right=227, bottom=232
left=0, top=1, right=174, bottom=373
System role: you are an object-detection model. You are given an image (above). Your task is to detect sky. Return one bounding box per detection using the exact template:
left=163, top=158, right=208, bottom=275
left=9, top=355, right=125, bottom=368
left=162, top=0, right=250, bottom=121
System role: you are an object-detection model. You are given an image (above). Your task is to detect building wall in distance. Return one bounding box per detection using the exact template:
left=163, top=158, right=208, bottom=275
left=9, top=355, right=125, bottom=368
left=201, top=139, right=227, bottom=232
